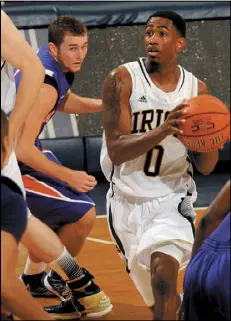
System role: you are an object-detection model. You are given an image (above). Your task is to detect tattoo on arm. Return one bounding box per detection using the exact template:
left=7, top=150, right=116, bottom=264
left=102, top=72, right=124, bottom=135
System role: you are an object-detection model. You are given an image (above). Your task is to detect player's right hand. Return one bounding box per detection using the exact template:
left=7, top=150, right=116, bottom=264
left=160, top=99, right=189, bottom=136
left=67, top=170, right=97, bottom=193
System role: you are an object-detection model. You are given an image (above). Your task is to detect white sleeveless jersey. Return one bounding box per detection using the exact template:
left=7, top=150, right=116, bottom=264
left=1, top=58, right=25, bottom=197
left=1, top=58, right=16, bottom=114
left=101, top=58, right=198, bottom=201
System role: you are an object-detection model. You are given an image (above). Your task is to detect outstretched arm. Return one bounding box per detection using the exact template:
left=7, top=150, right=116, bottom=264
left=192, top=180, right=230, bottom=256
left=1, top=10, right=45, bottom=143
left=58, top=91, right=102, bottom=114
left=16, top=84, right=96, bottom=193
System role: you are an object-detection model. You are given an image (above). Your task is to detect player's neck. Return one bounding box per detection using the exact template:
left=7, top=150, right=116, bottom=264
left=49, top=50, right=69, bottom=73
left=144, top=58, right=180, bottom=89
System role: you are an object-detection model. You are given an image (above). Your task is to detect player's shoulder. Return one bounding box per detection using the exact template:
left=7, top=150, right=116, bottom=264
left=180, top=66, right=208, bottom=95
left=106, top=64, right=134, bottom=88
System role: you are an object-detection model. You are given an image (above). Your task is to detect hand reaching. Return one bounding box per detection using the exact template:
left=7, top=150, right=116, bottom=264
left=66, top=170, right=97, bottom=193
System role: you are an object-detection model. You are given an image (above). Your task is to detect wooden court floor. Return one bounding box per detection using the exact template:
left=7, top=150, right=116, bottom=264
left=16, top=209, right=206, bottom=320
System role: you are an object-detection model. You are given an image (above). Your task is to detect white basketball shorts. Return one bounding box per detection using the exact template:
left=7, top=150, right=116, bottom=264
left=106, top=186, right=196, bottom=306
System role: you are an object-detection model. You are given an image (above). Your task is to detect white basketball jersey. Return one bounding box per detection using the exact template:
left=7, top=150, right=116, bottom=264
left=1, top=58, right=25, bottom=197
left=1, top=58, right=16, bottom=114
left=101, top=58, right=198, bottom=201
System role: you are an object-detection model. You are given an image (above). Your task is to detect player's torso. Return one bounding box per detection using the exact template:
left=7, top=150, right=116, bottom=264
left=101, top=58, right=198, bottom=198
left=14, top=45, right=73, bottom=148
left=1, top=58, right=16, bottom=114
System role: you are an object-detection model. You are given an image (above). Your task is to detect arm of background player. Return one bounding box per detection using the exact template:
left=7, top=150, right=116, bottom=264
left=15, top=84, right=96, bottom=192
left=192, top=180, right=230, bottom=256
left=190, top=80, right=219, bottom=175
left=1, top=231, right=52, bottom=320
left=58, top=91, right=103, bottom=114
left=102, top=67, right=186, bottom=166
left=15, top=84, right=73, bottom=181
left=1, top=10, right=45, bottom=144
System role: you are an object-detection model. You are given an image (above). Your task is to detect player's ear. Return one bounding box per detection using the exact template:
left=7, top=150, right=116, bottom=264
left=176, top=37, right=185, bottom=53
left=48, top=42, right=59, bottom=58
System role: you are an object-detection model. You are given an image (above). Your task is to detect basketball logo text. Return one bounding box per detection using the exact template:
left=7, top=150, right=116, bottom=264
left=184, top=133, right=224, bottom=150
left=184, top=139, right=206, bottom=150
left=191, top=117, right=215, bottom=132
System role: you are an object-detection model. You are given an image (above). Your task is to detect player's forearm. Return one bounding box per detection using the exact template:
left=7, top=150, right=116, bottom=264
left=191, top=215, right=220, bottom=256
left=192, top=150, right=218, bottom=175
left=1, top=278, right=51, bottom=320
left=16, top=144, right=72, bottom=183
left=192, top=180, right=230, bottom=255
left=9, top=62, right=45, bottom=143
left=59, top=93, right=103, bottom=114
left=108, top=126, right=167, bottom=166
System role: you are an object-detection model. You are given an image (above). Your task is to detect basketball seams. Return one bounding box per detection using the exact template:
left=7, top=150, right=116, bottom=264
left=182, top=111, right=230, bottom=120
left=178, top=95, right=230, bottom=151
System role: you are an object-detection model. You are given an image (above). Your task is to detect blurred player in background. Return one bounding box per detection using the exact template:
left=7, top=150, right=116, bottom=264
left=14, top=16, right=112, bottom=319
left=101, top=10, right=222, bottom=320
left=1, top=110, right=52, bottom=320
left=181, top=180, right=230, bottom=320
left=2, top=10, right=111, bottom=319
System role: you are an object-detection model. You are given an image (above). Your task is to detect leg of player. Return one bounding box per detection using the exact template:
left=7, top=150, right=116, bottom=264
left=21, top=214, right=92, bottom=303
left=43, top=207, right=112, bottom=319
left=150, top=251, right=181, bottom=320
left=57, top=207, right=96, bottom=256
left=20, top=211, right=112, bottom=319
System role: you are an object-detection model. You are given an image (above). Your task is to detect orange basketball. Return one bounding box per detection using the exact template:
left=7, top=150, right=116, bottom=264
left=178, top=95, right=230, bottom=152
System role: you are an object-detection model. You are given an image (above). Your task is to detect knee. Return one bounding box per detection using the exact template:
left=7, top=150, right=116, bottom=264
left=75, top=206, right=96, bottom=236
left=151, top=252, right=179, bottom=297
left=28, top=251, right=42, bottom=263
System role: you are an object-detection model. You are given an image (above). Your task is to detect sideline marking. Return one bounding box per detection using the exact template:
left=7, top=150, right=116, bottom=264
left=87, top=237, right=114, bottom=245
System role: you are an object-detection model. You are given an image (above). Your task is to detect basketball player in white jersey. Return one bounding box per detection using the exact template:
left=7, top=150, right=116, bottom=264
left=101, top=11, right=221, bottom=320
left=1, top=10, right=111, bottom=319
left=1, top=9, right=45, bottom=190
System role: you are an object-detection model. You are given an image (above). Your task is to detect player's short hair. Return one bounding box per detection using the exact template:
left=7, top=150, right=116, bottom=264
left=147, top=10, right=186, bottom=38
left=1, top=109, right=9, bottom=147
left=48, top=16, right=88, bottom=47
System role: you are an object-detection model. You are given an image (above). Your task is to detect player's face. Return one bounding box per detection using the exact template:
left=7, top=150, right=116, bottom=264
left=1, top=136, right=11, bottom=169
left=144, top=17, right=185, bottom=65
left=56, top=32, right=88, bottom=73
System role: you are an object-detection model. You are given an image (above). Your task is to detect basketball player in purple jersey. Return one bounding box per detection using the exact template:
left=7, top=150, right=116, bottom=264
left=182, top=180, right=230, bottom=320
left=14, top=17, right=112, bottom=319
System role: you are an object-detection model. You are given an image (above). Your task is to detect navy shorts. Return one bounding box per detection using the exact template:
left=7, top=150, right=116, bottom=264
left=21, top=150, right=95, bottom=232
left=183, top=239, right=230, bottom=320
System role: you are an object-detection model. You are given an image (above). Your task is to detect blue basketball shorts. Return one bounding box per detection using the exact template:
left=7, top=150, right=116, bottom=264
left=21, top=150, right=95, bottom=232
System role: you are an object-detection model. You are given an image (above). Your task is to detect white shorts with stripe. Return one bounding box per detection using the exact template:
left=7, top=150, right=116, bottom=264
left=106, top=186, right=196, bottom=306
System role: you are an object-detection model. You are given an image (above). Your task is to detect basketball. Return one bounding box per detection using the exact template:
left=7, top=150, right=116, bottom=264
left=178, top=95, right=230, bottom=152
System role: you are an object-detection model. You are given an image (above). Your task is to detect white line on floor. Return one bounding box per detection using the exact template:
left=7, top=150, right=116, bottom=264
left=87, top=237, right=115, bottom=245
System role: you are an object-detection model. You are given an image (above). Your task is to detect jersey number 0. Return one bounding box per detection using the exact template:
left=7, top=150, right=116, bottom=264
left=144, top=145, right=164, bottom=177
